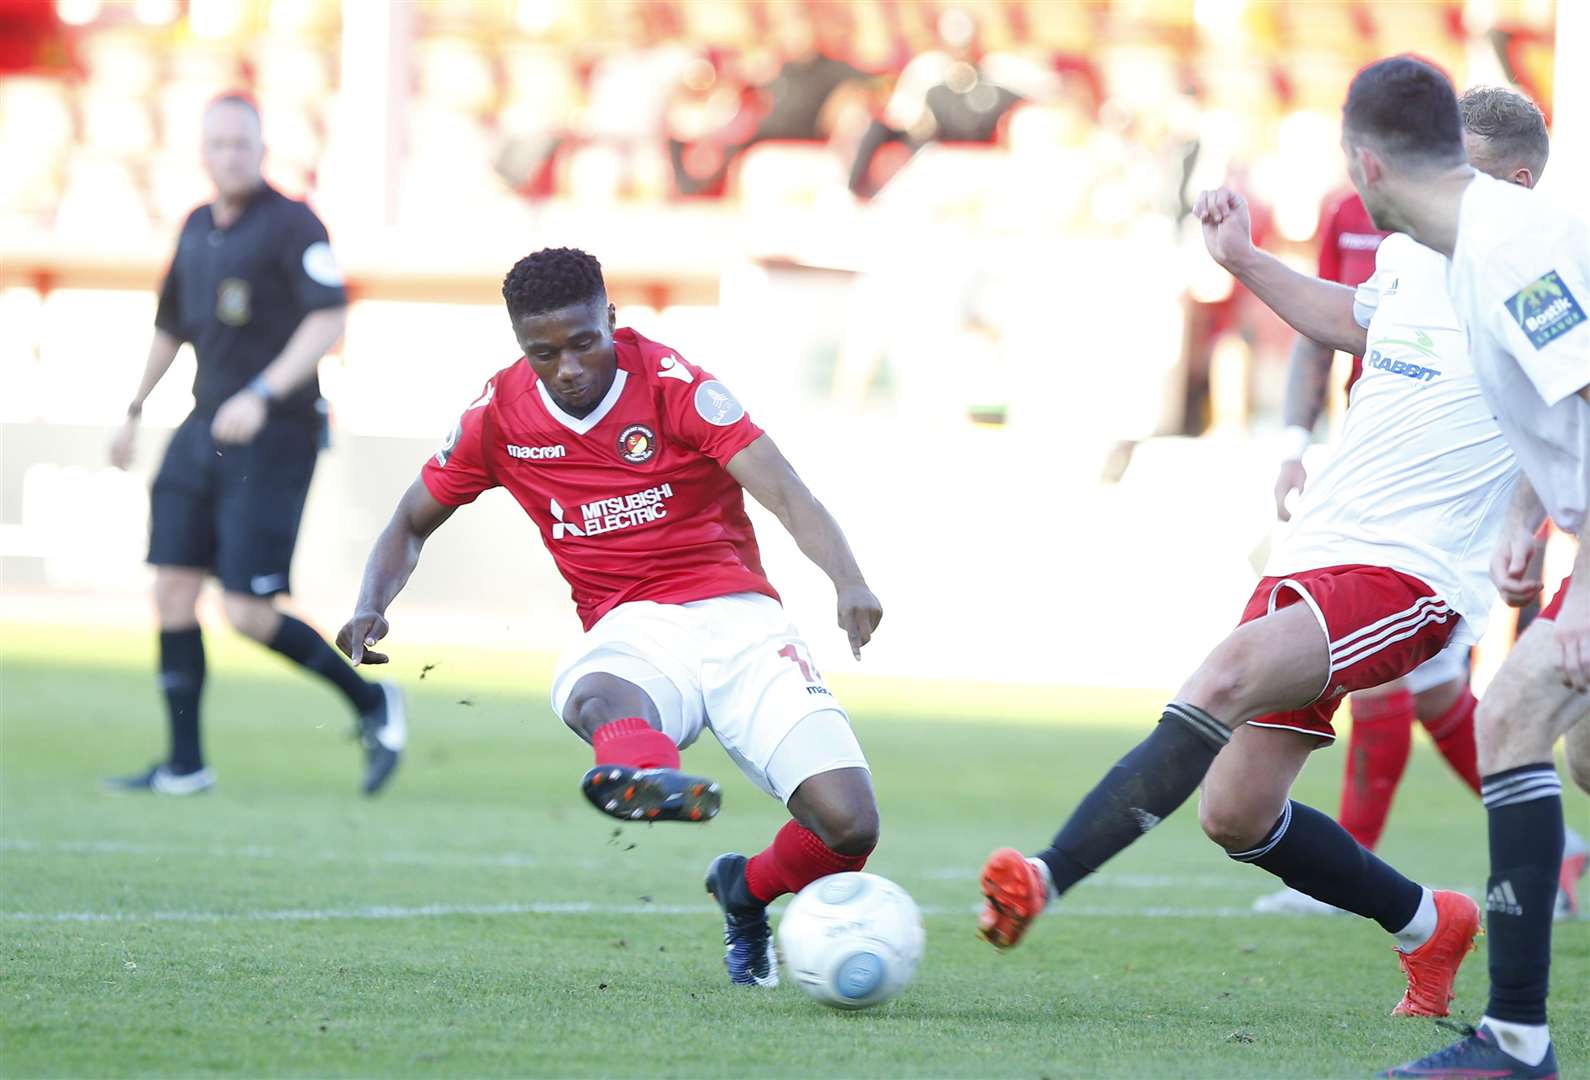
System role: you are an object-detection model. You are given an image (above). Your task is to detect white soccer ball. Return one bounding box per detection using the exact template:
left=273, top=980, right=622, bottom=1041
left=776, top=871, right=925, bottom=1009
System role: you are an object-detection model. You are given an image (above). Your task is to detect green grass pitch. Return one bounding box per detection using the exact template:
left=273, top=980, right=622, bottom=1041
left=1, top=621, right=1585, bottom=1078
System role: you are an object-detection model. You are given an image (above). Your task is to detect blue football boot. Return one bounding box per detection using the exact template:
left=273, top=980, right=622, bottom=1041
left=1383, top=1022, right=1558, bottom=1078
left=704, top=853, right=778, bottom=987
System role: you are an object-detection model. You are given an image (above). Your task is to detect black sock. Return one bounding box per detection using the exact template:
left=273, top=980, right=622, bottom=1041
left=266, top=615, right=383, bottom=714
left=1232, top=799, right=1421, bottom=932
left=1482, top=765, right=1562, bottom=1025
left=159, top=627, right=206, bottom=772
left=1035, top=703, right=1230, bottom=898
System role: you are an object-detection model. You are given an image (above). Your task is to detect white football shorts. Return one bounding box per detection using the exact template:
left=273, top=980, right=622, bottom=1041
left=550, top=592, right=868, bottom=803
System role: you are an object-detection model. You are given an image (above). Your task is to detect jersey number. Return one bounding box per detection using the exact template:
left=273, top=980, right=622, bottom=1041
left=778, top=644, right=820, bottom=683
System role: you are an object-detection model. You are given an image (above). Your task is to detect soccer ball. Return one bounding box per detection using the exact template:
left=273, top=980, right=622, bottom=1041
left=776, top=871, right=924, bottom=1009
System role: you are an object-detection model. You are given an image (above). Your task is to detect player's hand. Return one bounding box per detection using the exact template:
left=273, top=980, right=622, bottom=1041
left=1490, top=529, right=1546, bottom=607
left=211, top=390, right=268, bottom=445
left=1273, top=459, right=1307, bottom=522
left=836, top=580, right=882, bottom=660
left=108, top=418, right=138, bottom=470
left=1552, top=579, right=1590, bottom=692
left=337, top=611, right=391, bottom=665
left=1193, top=186, right=1255, bottom=271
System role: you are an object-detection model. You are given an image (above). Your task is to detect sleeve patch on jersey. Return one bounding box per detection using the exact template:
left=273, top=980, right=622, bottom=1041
left=694, top=380, right=745, bottom=427
left=1506, top=270, right=1585, bottom=349
left=302, top=241, right=345, bottom=287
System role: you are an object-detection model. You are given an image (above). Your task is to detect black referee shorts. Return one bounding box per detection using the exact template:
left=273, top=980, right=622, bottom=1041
left=148, top=411, right=319, bottom=597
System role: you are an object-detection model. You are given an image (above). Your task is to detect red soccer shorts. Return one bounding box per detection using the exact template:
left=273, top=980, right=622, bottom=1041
left=1238, top=564, right=1458, bottom=743
left=1540, top=574, right=1575, bottom=621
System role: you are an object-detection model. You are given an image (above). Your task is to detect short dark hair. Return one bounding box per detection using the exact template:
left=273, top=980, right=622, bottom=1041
left=502, top=247, right=606, bottom=321
left=1459, top=85, right=1549, bottom=177
left=1344, top=56, right=1466, bottom=167
left=207, top=92, right=261, bottom=125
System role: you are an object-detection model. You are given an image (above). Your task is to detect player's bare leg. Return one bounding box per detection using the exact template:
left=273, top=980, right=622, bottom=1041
left=1445, top=619, right=1590, bottom=1069
left=980, top=601, right=1329, bottom=949
left=564, top=672, right=721, bottom=823
left=1256, top=677, right=1414, bottom=916
left=107, top=567, right=215, bottom=795
left=1203, top=725, right=1478, bottom=1017
left=1560, top=713, right=1590, bottom=922
left=787, top=766, right=880, bottom=856
left=1257, top=669, right=1480, bottom=916
left=1564, top=713, right=1590, bottom=795
left=707, top=719, right=879, bottom=987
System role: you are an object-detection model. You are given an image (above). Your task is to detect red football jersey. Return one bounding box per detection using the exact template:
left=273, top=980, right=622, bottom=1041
left=1316, top=190, right=1389, bottom=390
left=421, top=328, right=779, bottom=629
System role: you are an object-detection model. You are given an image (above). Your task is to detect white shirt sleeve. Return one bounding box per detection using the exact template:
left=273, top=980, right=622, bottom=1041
left=1353, top=263, right=1390, bottom=329
left=1487, top=225, right=1590, bottom=407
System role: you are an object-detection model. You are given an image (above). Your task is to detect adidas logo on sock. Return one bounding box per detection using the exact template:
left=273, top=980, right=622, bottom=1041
left=1487, top=880, right=1523, bottom=916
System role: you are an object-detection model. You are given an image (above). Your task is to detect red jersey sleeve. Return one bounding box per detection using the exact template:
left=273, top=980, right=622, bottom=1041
left=656, top=353, right=765, bottom=464
left=420, top=382, right=499, bottom=506
left=1316, top=196, right=1344, bottom=283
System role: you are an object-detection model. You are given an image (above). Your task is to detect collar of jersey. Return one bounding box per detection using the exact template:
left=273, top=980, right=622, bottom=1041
left=536, top=368, right=628, bottom=435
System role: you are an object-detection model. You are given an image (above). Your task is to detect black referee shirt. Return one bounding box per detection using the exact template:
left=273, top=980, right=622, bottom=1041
left=155, top=184, right=347, bottom=420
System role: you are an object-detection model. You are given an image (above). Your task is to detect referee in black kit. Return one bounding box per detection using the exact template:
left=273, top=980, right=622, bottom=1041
left=107, top=94, right=403, bottom=796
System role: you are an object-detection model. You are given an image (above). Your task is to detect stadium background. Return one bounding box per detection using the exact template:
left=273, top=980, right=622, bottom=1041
left=3, top=4, right=1590, bottom=1078
left=0, top=0, right=1582, bottom=690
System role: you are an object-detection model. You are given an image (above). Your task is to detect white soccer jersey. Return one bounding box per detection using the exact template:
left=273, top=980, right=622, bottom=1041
left=1267, top=234, right=1519, bottom=640
left=1448, top=173, right=1590, bottom=534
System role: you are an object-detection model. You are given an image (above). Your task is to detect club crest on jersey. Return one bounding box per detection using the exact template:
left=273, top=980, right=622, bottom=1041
left=216, top=278, right=251, bottom=326
left=1507, top=270, right=1586, bottom=349
left=618, top=424, right=656, bottom=463
left=694, top=381, right=745, bottom=426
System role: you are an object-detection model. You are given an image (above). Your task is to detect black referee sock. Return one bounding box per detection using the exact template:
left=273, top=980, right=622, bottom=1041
left=1035, top=703, right=1231, bottom=898
left=1482, top=764, right=1563, bottom=1026
left=267, top=615, right=384, bottom=715
left=160, top=627, right=206, bottom=773
left=1231, top=799, right=1422, bottom=932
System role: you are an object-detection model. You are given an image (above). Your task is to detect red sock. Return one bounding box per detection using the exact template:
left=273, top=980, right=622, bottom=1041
left=1419, top=687, right=1481, bottom=794
left=591, top=717, right=679, bottom=770
left=744, top=820, right=873, bottom=903
left=1337, top=689, right=1414, bottom=851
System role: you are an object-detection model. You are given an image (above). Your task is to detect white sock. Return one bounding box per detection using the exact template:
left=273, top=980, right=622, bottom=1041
left=1480, top=1016, right=1551, bottom=1067
left=1393, top=887, right=1437, bottom=952
left=1027, top=857, right=1056, bottom=905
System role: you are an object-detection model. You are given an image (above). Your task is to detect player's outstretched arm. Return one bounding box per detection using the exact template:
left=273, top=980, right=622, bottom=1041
left=1556, top=519, right=1590, bottom=691
left=337, top=477, right=456, bottom=665
left=1194, top=186, right=1367, bottom=357
left=1273, top=336, right=1334, bottom=521
left=109, top=329, right=183, bottom=470
left=726, top=435, right=882, bottom=660
left=212, top=306, right=348, bottom=445
left=1490, top=477, right=1548, bottom=608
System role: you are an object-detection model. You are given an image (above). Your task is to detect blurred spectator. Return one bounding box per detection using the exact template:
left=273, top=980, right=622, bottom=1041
left=670, top=3, right=875, bottom=197
left=0, top=0, right=78, bottom=75
left=848, top=7, right=1056, bottom=198
left=582, top=3, right=698, bottom=143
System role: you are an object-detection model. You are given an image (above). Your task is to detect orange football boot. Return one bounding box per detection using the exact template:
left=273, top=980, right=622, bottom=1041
left=978, top=847, right=1049, bottom=949
left=1391, top=889, right=1482, bottom=1017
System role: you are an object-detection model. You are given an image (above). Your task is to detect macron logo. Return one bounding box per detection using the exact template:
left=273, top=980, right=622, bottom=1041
left=658, top=354, right=694, bottom=384
left=507, top=444, right=565, bottom=460
left=549, top=498, right=585, bottom=540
